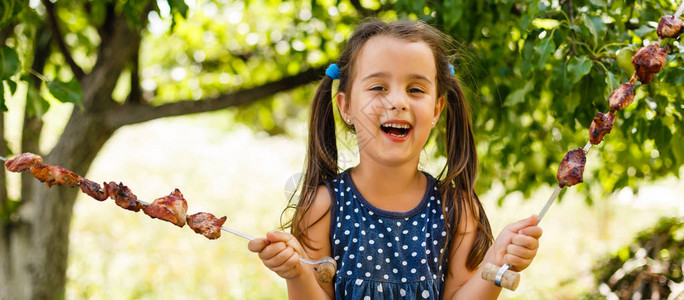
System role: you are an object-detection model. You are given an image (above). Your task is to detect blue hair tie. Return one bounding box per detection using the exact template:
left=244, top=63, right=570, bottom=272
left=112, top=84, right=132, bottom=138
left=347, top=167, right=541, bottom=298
left=326, top=63, right=340, bottom=80
left=449, top=64, right=455, bottom=76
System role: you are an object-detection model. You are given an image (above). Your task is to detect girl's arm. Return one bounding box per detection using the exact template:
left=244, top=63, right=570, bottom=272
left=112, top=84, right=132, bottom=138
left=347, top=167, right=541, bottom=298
left=248, top=185, right=334, bottom=299
left=443, top=209, right=542, bottom=299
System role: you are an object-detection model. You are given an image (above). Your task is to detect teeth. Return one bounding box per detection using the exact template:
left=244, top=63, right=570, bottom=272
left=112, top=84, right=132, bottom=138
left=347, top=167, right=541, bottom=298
left=382, top=123, right=411, bottom=129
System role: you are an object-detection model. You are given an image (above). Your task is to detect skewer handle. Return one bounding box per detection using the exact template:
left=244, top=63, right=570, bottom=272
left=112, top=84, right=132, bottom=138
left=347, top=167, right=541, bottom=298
left=481, top=263, right=520, bottom=291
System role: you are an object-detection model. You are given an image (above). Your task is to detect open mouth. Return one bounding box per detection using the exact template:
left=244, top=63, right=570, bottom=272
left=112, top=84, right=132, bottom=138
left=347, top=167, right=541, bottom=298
left=380, top=122, right=412, bottom=138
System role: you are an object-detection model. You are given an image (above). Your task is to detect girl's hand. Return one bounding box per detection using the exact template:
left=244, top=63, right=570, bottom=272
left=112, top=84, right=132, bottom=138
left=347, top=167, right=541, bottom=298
left=248, top=231, right=308, bottom=280
left=492, top=215, right=543, bottom=271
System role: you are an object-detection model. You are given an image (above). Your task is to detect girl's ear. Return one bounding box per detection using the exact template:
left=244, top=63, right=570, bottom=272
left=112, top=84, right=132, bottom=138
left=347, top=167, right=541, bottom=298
left=433, top=94, right=446, bottom=124
left=336, top=92, right=351, bottom=123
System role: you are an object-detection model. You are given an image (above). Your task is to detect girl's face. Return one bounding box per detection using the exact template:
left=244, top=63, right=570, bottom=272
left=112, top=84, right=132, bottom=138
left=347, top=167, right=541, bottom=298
left=337, top=35, right=445, bottom=168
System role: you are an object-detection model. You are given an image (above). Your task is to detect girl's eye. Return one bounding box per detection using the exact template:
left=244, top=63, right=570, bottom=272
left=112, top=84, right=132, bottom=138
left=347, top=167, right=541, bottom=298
left=408, top=87, right=425, bottom=93
left=370, top=86, right=386, bottom=92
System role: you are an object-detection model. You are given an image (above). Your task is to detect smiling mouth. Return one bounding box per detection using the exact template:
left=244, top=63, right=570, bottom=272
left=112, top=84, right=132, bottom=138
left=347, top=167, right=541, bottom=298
left=380, top=123, right=412, bottom=138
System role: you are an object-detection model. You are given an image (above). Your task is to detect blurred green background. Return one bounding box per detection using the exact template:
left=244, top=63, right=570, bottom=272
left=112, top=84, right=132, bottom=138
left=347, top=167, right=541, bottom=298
left=1, top=0, right=683, bottom=299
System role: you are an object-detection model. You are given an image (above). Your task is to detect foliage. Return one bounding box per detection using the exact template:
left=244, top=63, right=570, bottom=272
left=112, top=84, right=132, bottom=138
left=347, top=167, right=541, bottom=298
left=584, top=217, right=684, bottom=299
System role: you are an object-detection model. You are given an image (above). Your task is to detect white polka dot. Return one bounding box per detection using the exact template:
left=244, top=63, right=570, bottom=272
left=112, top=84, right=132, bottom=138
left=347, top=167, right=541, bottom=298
left=346, top=187, right=351, bottom=191
left=346, top=201, right=351, bottom=206
left=337, top=222, right=342, bottom=228
left=347, top=270, right=352, bottom=275
left=379, top=233, right=384, bottom=238
left=426, top=250, right=431, bottom=254
left=433, top=224, right=438, bottom=228
left=384, top=274, right=389, bottom=280
left=369, top=211, right=374, bottom=215
left=353, top=238, right=358, bottom=243
left=385, top=258, right=390, bottom=263
left=377, top=284, right=383, bottom=292
left=378, top=219, right=383, bottom=223
left=340, top=207, right=344, bottom=212
left=397, top=222, right=402, bottom=226
left=356, top=279, right=363, bottom=285
left=361, top=230, right=366, bottom=235
left=426, top=233, right=430, bottom=238
left=430, top=196, right=435, bottom=200
left=334, top=239, right=340, bottom=244
left=421, top=259, right=426, bottom=264
left=355, top=208, right=359, bottom=213
left=375, top=265, right=381, bottom=270
left=367, top=255, right=373, bottom=260
left=365, top=272, right=371, bottom=277
left=400, top=289, right=407, bottom=296
left=344, top=230, right=350, bottom=235
left=370, top=224, right=375, bottom=229
left=369, top=240, right=375, bottom=245
left=394, top=252, right=399, bottom=257
left=402, top=261, right=407, bottom=266
left=378, top=248, right=383, bottom=253
left=411, top=268, right=417, bottom=273
left=433, top=240, right=438, bottom=245
left=413, top=221, right=418, bottom=226
left=334, top=188, right=339, bottom=192
left=421, top=214, right=426, bottom=218
left=350, top=254, right=355, bottom=259
left=401, top=278, right=407, bottom=283
left=387, top=242, right=392, bottom=247
left=354, top=223, right=360, bottom=227
left=434, top=258, right=438, bottom=263
left=412, top=252, right=417, bottom=257
left=402, top=245, right=408, bottom=250
left=340, top=180, right=344, bottom=183
left=364, top=296, right=370, bottom=300
left=393, top=268, right=398, bottom=273
left=335, top=255, right=340, bottom=260
left=433, top=274, right=437, bottom=279
left=422, top=290, right=430, bottom=298
left=340, top=192, right=344, bottom=196
left=345, top=215, right=351, bottom=220
left=357, top=263, right=362, bottom=268
left=421, top=242, right=426, bottom=247
left=441, top=231, right=446, bottom=236
left=412, top=236, right=418, bottom=241
left=387, top=228, right=392, bottom=232
left=432, top=209, right=437, bottom=213
left=420, top=276, right=426, bottom=281
left=362, top=217, right=366, bottom=221
left=402, top=230, right=409, bottom=234
left=359, top=246, right=365, bottom=251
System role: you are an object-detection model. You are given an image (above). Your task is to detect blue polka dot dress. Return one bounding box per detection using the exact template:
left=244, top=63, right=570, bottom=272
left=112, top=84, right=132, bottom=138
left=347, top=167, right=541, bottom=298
left=327, top=169, right=449, bottom=299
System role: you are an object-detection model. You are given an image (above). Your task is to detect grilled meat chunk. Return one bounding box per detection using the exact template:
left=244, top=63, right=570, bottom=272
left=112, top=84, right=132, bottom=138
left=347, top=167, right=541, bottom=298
left=187, top=212, right=228, bottom=239
left=4, top=153, right=43, bottom=172
left=589, top=112, right=616, bottom=145
left=557, top=148, right=587, bottom=188
left=30, top=164, right=82, bottom=187
left=105, top=182, right=144, bottom=212
left=632, top=45, right=667, bottom=84
left=143, top=189, right=188, bottom=227
left=80, top=179, right=109, bottom=201
left=657, top=15, right=683, bottom=39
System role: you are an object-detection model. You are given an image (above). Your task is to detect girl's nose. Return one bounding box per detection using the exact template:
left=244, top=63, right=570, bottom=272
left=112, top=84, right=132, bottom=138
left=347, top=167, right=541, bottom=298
left=387, top=91, right=409, bottom=112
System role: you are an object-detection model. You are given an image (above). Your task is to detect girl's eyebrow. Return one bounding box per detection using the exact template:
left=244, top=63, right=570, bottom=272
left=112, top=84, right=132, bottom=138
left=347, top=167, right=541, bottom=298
left=361, top=72, right=433, bottom=84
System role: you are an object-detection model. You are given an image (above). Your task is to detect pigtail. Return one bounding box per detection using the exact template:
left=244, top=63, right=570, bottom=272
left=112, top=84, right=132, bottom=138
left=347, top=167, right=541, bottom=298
left=282, top=75, right=338, bottom=250
left=438, top=76, right=493, bottom=271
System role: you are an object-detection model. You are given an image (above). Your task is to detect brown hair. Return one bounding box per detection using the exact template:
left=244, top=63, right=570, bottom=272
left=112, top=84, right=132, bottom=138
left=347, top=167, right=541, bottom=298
left=282, top=20, right=493, bottom=271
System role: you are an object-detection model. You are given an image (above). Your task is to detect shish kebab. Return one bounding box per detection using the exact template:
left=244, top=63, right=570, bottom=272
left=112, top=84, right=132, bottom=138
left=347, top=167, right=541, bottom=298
left=1, top=153, right=336, bottom=283
left=481, top=10, right=683, bottom=290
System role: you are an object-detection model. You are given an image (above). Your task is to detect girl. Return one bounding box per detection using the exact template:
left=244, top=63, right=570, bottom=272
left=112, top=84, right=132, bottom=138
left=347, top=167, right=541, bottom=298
left=248, top=20, right=542, bottom=299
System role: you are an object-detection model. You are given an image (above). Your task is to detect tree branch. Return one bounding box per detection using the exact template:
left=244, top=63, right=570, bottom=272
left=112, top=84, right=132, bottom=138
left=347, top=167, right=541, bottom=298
left=41, top=0, right=85, bottom=79
left=105, top=65, right=327, bottom=128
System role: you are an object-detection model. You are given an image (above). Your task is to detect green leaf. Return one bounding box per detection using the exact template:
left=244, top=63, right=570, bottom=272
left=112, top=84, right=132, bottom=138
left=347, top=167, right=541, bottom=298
left=0, top=46, right=20, bottom=80
left=582, top=14, right=605, bottom=45
left=0, top=83, right=6, bottom=111
left=167, top=0, right=189, bottom=18
left=505, top=81, right=534, bottom=106
left=5, top=79, right=16, bottom=95
left=532, top=18, right=561, bottom=30
left=634, top=25, right=654, bottom=37
left=48, top=78, right=83, bottom=108
left=534, top=36, right=555, bottom=68
left=26, top=85, right=50, bottom=118
left=567, top=56, right=593, bottom=84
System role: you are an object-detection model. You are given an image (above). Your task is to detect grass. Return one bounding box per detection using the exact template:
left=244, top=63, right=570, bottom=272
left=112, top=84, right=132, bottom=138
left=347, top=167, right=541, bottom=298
left=64, top=113, right=684, bottom=299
